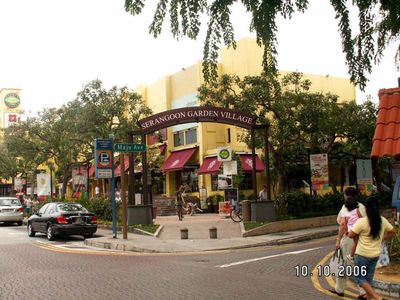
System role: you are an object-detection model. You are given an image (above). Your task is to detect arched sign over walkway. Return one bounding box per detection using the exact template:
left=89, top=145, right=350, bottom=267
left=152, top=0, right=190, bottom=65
left=137, top=106, right=257, bottom=134
left=130, top=106, right=270, bottom=208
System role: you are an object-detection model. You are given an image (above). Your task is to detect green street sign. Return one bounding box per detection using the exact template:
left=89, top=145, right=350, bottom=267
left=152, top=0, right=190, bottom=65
left=114, top=143, right=146, bottom=152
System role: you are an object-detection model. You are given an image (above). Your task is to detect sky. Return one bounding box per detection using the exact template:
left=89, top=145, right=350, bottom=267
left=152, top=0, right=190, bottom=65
left=0, top=0, right=399, bottom=115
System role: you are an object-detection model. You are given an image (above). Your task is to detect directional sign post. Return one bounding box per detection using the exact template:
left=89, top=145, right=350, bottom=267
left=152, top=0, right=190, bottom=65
left=114, top=143, right=146, bottom=152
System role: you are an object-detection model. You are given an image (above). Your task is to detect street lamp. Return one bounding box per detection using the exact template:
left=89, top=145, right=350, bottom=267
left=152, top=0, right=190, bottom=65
left=306, top=143, right=312, bottom=195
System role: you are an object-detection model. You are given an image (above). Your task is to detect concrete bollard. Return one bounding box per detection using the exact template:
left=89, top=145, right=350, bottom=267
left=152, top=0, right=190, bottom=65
left=180, top=228, right=188, bottom=239
left=209, top=226, right=217, bottom=239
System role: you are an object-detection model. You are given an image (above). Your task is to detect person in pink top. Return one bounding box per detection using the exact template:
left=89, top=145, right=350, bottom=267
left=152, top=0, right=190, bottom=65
left=344, top=196, right=363, bottom=260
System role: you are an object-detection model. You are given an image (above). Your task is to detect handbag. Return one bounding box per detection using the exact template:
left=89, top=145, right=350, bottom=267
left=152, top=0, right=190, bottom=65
left=377, top=242, right=390, bottom=267
left=329, top=249, right=346, bottom=276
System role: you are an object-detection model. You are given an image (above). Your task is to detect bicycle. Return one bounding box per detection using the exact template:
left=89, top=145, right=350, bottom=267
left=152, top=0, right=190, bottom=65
left=230, top=204, right=242, bottom=222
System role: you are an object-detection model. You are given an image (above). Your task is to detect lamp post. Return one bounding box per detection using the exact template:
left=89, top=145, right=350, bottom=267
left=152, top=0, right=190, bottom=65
left=306, top=144, right=312, bottom=195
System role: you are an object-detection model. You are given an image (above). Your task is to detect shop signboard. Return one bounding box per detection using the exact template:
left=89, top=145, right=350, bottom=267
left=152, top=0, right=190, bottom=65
left=356, top=159, right=374, bottom=191
left=310, top=153, right=329, bottom=191
left=217, top=147, right=232, bottom=162
left=14, top=177, right=24, bottom=192
left=223, top=160, right=237, bottom=175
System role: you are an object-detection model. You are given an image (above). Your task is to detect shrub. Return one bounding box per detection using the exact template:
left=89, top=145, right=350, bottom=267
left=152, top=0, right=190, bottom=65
left=388, top=230, right=400, bottom=259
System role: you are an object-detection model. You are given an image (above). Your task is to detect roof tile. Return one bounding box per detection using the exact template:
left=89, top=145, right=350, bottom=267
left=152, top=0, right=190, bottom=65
left=371, top=87, right=400, bottom=158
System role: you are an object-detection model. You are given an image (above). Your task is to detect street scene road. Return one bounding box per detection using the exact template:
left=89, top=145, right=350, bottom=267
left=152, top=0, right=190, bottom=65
left=0, top=224, right=362, bottom=300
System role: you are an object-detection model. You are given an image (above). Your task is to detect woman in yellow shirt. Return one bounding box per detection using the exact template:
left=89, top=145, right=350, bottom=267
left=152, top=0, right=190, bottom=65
left=349, top=197, right=396, bottom=300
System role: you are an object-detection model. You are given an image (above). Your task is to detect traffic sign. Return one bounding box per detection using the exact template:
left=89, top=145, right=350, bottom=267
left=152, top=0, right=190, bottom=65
left=114, top=143, right=146, bottom=152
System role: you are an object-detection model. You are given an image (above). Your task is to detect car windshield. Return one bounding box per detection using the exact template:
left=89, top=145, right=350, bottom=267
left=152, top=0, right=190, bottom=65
left=57, top=203, right=88, bottom=213
left=0, top=198, right=21, bottom=206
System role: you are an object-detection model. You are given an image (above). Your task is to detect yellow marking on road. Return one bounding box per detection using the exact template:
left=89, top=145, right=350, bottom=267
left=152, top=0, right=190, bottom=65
left=32, top=241, right=231, bottom=257
left=310, top=251, right=358, bottom=299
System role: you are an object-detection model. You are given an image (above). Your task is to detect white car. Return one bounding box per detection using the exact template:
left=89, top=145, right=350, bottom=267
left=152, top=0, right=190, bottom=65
left=0, top=197, right=24, bottom=226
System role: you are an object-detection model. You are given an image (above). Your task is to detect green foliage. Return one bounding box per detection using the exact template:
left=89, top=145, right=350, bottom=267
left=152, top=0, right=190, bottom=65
left=130, top=223, right=160, bottom=234
left=387, top=230, right=400, bottom=259
left=207, top=194, right=225, bottom=204
left=363, top=191, right=393, bottom=209
left=198, top=72, right=378, bottom=193
left=274, top=191, right=343, bottom=219
left=244, top=221, right=268, bottom=231
left=124, top=0, right=400, bottom=89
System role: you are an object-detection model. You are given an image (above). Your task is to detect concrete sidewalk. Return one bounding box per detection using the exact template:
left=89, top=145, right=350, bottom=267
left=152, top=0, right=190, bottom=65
left=85, top=214, right=337, bottom=253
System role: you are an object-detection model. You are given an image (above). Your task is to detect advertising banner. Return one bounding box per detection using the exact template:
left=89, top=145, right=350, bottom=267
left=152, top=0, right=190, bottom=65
left=356, top=159, right=374, bottom=191
left=199, top=187, right=207, bottom=209
left=14, top=177, right=24, bottom=192
left=310, top=153, right=329, bottom=191
left=72, top=165, right=88, bottom=198
left=217, top=174, right=233, bottom=189
left=37, top=173, right=51, bottom=196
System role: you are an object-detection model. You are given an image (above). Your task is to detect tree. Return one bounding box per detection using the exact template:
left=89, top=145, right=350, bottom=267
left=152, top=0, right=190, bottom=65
left=124, top=0, right=400, bottom=90
left=198, top=71, right=376, bottom=192
left=2, top=80, right=152, bottom=198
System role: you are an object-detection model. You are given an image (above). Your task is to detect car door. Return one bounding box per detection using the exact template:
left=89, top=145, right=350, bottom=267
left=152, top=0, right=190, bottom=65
left=34, top=204, right=50, bottom=233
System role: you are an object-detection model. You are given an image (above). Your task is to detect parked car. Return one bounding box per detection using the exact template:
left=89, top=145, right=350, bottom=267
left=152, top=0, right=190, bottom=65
left=27, top=202, right=97, bottom=241
left=0, top=197, right=24, bottom=226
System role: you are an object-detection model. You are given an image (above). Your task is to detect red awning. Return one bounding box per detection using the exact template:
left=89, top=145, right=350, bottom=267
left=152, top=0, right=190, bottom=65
left=114, top=156, right=130, bottom=177
left=159, top=144, right=167, bottom=155
left=371, top=87, right=400, bottom=159
left=161, top=147, right=197, bottom=172
left=239, top=154, right=264, bottom=172
left=198, top=157, right=222, bottom=174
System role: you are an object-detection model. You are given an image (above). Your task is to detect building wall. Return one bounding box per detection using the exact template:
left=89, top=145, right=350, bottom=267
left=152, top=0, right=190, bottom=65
left=137, top=38, right=356, bottom=199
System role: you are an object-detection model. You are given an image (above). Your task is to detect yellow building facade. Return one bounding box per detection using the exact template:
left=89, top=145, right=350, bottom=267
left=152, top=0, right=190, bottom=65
left=136, top=38, right=356, bottom=201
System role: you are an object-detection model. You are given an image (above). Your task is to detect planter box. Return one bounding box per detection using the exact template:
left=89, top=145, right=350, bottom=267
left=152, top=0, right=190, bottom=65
left=250, top=201, right=276, bottom=222
left=127, top=205, right=152, bottom=225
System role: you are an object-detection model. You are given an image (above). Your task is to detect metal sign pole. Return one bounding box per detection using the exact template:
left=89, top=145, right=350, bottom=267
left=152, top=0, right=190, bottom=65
left=111, top=138, right=117, bottom=239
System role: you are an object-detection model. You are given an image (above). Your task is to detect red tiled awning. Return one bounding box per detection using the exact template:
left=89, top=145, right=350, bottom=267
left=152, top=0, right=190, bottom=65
left=198, top=157, right=222, bottom=174
left=371, top=87, right=400, bottom=159
left=161, top=147, right=197, bottom=172
left=239, top=154, right=265, bottom=172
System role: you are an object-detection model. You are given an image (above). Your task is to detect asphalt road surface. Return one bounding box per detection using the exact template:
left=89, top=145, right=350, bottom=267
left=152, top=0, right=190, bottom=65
left=0, top=224, right=355, bottom=300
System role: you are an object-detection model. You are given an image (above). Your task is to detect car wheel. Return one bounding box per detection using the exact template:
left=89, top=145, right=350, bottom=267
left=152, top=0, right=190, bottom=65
left=27, top=223, right=36, bottom=237
left=17, top=221, right=23, bottom=226
left=46, top=224, right=55, bottom=241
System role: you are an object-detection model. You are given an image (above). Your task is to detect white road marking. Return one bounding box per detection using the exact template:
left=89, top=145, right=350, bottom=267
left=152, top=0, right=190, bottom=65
left=216, top=247, right=322, bottom=268
left=8, top=232, right=25, bottom=235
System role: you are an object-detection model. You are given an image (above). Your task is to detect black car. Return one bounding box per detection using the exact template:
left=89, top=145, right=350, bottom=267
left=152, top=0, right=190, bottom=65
left=27, top=202, right=97, bottom=241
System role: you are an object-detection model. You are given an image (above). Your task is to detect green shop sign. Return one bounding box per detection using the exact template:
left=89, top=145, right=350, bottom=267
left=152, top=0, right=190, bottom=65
left=4, top=93, right=21, bottom=108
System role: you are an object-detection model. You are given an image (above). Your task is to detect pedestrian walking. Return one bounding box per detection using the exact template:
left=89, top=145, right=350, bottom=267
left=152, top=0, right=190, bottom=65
left=348, top=197, right=396, bottom=300
left=176, top=185, right=186, bottom=221
left=330, top=187, right=366, bottom=298
left=258, top=185, right=268, bottom=201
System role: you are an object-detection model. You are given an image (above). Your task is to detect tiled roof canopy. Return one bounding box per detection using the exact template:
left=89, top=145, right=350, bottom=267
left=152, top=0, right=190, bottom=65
left=371, top=87, right=400, bottom=159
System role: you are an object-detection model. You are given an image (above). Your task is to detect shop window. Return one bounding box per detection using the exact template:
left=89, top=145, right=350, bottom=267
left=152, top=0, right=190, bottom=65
left=211, top=173, right=219, bottom=191
left=180, top=169, right=199, bottom=192
left=174, top=127, right=197, bottom=147
left=174, top=131, right=184, bottom=147
left=238, top=173, right=253, bottom=190
left=185, top=128, right=197, bottom=144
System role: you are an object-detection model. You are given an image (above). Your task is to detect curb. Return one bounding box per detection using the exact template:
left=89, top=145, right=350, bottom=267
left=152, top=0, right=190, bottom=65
left=84, top=229, right=337, bottom=254
left=373, top=279, right=400, bottom=299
